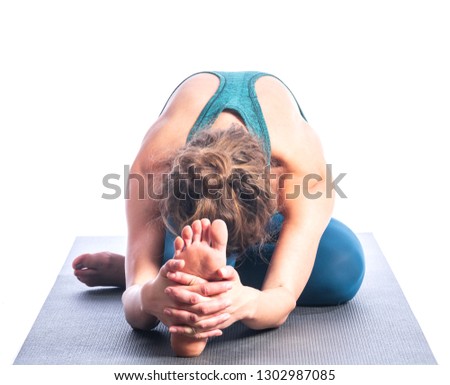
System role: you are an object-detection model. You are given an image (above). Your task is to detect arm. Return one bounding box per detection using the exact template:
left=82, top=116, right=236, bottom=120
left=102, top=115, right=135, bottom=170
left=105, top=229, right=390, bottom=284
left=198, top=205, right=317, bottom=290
left=121, top=155, right=166, bottom=330
left=240, top=182, right=333, bottom=330
left=241, top=118, right=334, bottom=329
left=121, top=116, right=181, bottom=330
left=237, top=76, right=334, bottom=328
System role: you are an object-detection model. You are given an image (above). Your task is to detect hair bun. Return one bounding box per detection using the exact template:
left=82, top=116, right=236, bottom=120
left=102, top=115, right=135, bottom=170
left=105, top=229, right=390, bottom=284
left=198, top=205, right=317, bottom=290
left=160, top=126, right=276, bottom=256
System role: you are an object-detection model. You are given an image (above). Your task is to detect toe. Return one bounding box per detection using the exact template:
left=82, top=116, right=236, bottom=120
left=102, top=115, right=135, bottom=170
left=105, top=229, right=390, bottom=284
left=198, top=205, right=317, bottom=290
left=192, top=220, right=202, bottom=243
left=174, top=236, right=185, bottom=256
left=210, top=219, right=228, bottom=253
left=200, top=218, right=211, bottom=244
left=74, top=268, right=95, bottom=287
left=72, top=253, right=92, bottom=270
left=182, top=225, right=193, bottom=247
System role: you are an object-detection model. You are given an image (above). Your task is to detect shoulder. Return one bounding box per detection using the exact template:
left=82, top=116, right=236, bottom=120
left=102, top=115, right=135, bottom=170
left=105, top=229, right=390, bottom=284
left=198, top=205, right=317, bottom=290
left=255, top=76, right=326, bottom=176
left=160, top=72, right=220, bottom=120
left=133, top=73, right=221, bottom=172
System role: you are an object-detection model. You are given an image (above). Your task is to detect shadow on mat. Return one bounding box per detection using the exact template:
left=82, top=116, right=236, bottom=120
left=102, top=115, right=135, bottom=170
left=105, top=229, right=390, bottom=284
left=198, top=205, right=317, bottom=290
left=78, top=287, right=124, bottom=297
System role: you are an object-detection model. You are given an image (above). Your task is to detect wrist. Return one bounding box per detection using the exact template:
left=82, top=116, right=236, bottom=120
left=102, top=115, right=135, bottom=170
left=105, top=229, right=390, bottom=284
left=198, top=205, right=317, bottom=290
left=237, top=286, right=260, bottom=323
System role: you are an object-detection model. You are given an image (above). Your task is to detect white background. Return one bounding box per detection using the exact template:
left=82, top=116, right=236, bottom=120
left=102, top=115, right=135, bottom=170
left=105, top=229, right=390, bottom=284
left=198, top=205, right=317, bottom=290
left=1, top=0, right=449, bottom=383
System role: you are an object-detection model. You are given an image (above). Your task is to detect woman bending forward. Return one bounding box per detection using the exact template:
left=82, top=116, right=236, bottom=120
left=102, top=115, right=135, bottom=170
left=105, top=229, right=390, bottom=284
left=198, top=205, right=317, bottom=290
left=73, top=72, right=365, bottom=357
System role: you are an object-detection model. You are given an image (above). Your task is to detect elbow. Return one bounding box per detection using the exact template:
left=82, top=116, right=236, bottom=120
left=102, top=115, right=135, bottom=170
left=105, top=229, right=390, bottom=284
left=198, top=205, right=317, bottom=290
left=122, top=286, right=159, bottom=331
left=272, top=314, right=289, bottom=329
left=123, top=304, right=159, bottom=331
left=243, top=288, right=297, bottom=330
left=273, top=297, right=296, bottom=328
left=265, top=292, right=296, bottom=329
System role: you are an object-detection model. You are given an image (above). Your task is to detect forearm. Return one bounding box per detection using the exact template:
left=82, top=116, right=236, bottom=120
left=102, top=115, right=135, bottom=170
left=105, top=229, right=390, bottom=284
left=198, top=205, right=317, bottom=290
left=122, top=284, right=160, bottom=331
left=240, top=286, right=297, bottom=330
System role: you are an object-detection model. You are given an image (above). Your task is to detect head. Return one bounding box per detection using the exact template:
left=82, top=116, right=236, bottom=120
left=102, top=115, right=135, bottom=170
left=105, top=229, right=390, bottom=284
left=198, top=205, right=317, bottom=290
left=160, top=125, right=276, bottom=257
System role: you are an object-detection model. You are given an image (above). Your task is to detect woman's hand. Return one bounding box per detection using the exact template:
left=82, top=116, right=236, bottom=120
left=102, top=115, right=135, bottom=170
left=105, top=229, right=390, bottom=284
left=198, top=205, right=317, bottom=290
left=140, top=259, right=233, bottom=338
left=165, top=266, right=257, bottom=336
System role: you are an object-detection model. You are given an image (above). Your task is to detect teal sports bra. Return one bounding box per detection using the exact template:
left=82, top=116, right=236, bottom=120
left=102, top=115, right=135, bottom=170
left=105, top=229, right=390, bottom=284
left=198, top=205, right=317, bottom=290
left=161, top=71, right=307, bottom=161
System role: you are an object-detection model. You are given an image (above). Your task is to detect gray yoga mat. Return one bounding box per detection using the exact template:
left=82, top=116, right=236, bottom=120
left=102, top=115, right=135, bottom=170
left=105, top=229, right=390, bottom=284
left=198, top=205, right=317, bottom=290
left=14, top=233, right=436, bottom=365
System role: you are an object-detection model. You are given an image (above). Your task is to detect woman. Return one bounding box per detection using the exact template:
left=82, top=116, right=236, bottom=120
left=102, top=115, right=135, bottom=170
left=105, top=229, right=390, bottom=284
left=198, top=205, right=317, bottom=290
left=73, top=71, right=365, bottom=357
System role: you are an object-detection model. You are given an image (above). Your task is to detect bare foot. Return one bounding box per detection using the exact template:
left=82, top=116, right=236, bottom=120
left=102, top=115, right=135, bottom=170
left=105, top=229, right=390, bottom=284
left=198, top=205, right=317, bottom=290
left=72, top=252, right=126, bottom=288
left=170, top=218, right=228, bottom=357
left=173, top=218, right=228, bottom=280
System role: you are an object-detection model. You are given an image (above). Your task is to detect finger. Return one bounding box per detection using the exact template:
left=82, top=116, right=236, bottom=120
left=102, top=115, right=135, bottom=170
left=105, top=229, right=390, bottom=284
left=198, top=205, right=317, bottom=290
left=169, top=312, right=230, bottom=335
left=193, top=329, right=223, bottom=339
left=169, top=326, right=223, bottom=339
left=194, top=312, right=231, bottom=332
left=164, top=286, right=204, bottom=305
left=166, top=271, right=207, bottom=286
left=166, top=296, right=231, bottom=316
left=164, top=280, right=233, bottom=304
left=215, top=265, right=238, bottom=280
left=163, top=308, right=199, bottom=324
left=189, top=298, right=232, bottom=316
left=160, top=259, right=185, bottom=278
left=196, top=281, right=233, bottom=297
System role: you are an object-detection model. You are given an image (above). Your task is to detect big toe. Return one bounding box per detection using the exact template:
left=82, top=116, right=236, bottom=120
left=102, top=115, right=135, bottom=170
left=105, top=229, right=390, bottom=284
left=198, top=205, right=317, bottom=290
left=210, top=219, right=228, bottom=253
left=72, top=253, right=91, bottom=270
left=72, top=253, right=102, bottom=270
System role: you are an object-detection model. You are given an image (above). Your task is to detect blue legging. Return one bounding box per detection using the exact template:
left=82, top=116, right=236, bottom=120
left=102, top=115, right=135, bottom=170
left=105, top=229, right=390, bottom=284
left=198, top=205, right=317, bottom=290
left=163, top=215, right=365, bottom=306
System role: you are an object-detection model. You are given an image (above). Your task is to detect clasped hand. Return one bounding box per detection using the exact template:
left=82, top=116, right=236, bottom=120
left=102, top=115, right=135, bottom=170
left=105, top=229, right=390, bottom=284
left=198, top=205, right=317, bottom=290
left=141, top=259, right=242, bottom=339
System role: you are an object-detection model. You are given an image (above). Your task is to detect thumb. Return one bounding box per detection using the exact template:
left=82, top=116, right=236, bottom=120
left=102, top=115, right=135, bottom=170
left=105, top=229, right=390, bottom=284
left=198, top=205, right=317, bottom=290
left=216, top=265, right=238, bottom=281
left=160, top=258, right=185, bottom=278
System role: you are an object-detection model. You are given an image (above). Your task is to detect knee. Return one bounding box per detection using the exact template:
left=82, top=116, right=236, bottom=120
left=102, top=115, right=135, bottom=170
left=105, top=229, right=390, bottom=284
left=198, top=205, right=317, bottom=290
left=300, top=218, right=365, bottom=306
left=321, top=219, right=365, bottom=303
left=332, top=239, right=365, bottom=303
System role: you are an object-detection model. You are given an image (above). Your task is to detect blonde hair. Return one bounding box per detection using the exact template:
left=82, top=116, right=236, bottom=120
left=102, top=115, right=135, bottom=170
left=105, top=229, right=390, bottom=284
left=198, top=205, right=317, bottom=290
left=160, top=125, right=276, bottom=257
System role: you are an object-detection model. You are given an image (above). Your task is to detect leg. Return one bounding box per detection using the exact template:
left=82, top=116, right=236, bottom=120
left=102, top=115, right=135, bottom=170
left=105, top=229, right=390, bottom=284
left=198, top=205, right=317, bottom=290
left=297, top=218, right=365, bottom=306
left=236, top=215, right=365, bottom=306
